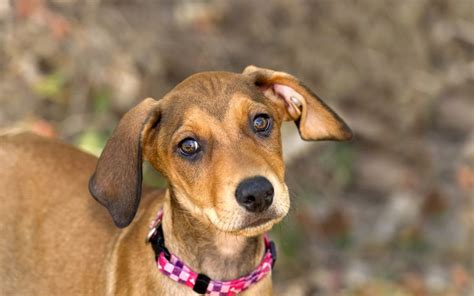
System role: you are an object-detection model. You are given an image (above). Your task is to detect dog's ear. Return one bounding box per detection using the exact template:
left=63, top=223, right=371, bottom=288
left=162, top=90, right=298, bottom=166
left=89, top=98, right=160, bottom=228
left=243, top=65, right=353, bottom=141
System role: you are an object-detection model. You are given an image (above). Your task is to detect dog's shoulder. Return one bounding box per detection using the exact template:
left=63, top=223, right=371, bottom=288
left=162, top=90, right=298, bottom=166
left=0, top=132, right=97, bottom=169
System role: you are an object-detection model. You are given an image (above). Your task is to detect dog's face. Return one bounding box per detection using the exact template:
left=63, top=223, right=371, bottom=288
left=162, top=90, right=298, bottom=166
left=149, top=72, right=289, bottom=236
left=89, top=66, right=352, bottom=234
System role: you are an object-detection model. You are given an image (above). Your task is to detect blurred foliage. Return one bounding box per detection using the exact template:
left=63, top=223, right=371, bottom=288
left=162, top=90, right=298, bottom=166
left=143, top=162, right=168, bottom=189
left=75, top=129, right=107, bottom=156
left=92, top=88, right=111, bottom=115
left=33, top=71, right=65, bottom=101
left=0, top=0, right=473, bottom=295
left=318, top=144, right=355, bottom=190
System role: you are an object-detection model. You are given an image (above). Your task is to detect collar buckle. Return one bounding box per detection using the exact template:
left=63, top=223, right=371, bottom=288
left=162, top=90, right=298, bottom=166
left=193, top=273, right=211, bottom=294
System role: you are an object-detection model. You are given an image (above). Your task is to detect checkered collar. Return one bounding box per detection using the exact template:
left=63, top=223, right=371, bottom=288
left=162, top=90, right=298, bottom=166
left=147, top=210, right=277, bottom=295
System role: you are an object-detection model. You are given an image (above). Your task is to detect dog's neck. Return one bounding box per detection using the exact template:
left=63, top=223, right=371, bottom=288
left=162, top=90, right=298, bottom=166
left=160, top=191, right=265, bottom=280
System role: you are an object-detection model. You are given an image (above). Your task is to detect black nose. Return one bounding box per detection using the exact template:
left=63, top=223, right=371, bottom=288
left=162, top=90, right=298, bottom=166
left=235, top=176, right=274, bottom=213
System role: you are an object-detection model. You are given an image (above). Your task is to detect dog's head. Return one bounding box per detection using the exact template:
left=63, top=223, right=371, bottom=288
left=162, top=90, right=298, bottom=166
left=89, top=66, right=352, bottom=236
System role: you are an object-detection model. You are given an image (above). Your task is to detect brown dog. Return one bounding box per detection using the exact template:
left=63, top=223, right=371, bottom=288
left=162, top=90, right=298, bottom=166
left=0, top=66, right=352, bottom=295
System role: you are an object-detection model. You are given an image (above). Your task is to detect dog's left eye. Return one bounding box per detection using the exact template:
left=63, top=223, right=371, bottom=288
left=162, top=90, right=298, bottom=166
left=252, top=114, right=272, bottom=136
left=178, top=138, right=200, bottom=157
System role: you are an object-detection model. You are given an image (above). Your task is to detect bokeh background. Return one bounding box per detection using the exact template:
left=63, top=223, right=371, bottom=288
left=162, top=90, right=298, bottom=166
left=1, top=0, right=473, bottom=295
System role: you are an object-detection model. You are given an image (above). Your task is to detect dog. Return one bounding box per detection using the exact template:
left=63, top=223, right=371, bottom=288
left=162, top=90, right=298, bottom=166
left=0, top=66, right=352, bottom=295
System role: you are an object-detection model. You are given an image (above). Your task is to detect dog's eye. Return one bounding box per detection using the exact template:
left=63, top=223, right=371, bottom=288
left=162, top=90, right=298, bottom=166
left=252, top=114, right=272, bottom=136
left=178, top=138, right=200, bottom=156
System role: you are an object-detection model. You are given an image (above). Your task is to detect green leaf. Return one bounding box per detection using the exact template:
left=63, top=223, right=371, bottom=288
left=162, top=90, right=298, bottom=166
left=75, top=130, right=107, bottom=156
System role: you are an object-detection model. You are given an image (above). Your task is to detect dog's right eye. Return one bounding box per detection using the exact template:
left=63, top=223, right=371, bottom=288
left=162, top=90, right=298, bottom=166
left=178, top=138, right=200, bottom=157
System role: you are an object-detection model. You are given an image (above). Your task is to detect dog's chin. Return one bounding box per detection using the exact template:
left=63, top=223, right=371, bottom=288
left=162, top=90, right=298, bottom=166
left=205, top=210, right=286, bottom=237
left=232, top=216, right=283, bottom=237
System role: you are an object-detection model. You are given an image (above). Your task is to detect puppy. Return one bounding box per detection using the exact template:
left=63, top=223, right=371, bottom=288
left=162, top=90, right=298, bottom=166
left=0, top=66, right=352, bottom=295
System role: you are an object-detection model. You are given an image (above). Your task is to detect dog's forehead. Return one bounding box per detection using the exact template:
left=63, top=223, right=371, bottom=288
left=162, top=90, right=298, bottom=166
left=161, top=71, right=262, bottom=120
left=174, top=71, right=252, bottom=97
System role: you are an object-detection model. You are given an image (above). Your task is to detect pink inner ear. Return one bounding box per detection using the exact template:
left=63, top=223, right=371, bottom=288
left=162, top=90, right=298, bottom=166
left=273, top=84, right=303, bottom=120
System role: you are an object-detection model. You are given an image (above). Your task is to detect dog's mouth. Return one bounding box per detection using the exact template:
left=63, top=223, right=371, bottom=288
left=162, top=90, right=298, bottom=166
left=245, top=217, right=273, bottom=228
left=233, top=213, right=284, bottom=236
left=203, top=208, right=285, bottom=236
left=203, top=189, right=290, bottom=236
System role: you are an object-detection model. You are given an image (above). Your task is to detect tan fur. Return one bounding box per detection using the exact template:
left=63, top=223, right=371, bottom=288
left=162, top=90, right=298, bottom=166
left=0, top=66, right=352, bottom=295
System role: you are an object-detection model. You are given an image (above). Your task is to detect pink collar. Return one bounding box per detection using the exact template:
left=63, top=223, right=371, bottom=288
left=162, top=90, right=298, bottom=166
left=147, top=210, right=276, bottom=295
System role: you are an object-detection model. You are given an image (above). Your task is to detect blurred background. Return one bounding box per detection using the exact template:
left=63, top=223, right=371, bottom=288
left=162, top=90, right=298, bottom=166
left=0, top=0, right=473, bottom=295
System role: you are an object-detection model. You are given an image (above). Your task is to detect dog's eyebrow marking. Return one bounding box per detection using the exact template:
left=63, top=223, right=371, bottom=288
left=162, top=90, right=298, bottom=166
left=178, top=106, right=238, bottom=146
left=174, top=95, right=260, bottom=152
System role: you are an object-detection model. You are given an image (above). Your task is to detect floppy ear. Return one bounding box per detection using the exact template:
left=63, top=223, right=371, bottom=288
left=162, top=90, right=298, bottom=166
left=243, top=65, right=353, bottom=141
left=89, top=98, right=160, bottom=228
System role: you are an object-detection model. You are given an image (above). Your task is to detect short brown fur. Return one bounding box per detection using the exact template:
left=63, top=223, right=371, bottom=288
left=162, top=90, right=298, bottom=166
left=0, top=66, right=352, bottom=295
